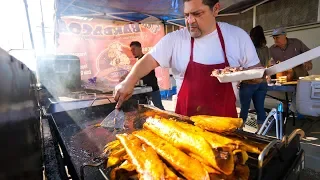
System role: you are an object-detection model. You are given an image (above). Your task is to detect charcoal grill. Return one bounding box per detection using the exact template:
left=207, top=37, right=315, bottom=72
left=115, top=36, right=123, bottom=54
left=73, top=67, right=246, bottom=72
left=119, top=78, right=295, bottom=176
left=47, top=103, right=305, bottom=180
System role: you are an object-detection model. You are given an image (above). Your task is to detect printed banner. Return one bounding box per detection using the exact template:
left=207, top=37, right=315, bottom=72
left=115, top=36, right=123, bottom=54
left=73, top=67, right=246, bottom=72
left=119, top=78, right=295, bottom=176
left=56, top=17, right=170, bottom=91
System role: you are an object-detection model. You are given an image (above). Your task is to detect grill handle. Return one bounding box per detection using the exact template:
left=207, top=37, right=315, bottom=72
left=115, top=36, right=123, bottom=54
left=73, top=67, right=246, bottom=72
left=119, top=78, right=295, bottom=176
left=258, top=139, right=280, bottom=180
left=285, top=129, right=305, bottom=147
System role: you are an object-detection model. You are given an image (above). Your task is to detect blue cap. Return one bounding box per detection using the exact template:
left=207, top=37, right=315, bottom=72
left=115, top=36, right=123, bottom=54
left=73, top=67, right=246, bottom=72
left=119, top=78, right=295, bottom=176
left=271, top=27, right=287, bottom=36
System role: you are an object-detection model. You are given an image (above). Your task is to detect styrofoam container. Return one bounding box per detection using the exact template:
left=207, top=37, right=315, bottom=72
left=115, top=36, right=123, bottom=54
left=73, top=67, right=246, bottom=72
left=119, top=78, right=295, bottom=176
left=296, top=75, right=320, bottom=117
left=216, top=69, right=265, bottom=83
left=266, top=46, right=320, bottom=76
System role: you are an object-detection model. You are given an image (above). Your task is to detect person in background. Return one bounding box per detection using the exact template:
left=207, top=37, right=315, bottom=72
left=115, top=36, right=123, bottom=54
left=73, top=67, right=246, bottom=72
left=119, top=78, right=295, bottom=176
left=269, top=27, right=312, bottom=113
left=169, top=74, right=176, bottom=90
left=120, top=41, right=164, bottom=110
left=239, top=25, right=268, bottom=130
left=167, top=74, right=177, bottom=99
left=269, top=27, right=312, bottom=79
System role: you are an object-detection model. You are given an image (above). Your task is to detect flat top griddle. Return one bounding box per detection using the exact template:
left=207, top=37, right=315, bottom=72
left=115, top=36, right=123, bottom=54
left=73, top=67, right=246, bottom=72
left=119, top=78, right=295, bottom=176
left=49, top=103, right=304, bottom=180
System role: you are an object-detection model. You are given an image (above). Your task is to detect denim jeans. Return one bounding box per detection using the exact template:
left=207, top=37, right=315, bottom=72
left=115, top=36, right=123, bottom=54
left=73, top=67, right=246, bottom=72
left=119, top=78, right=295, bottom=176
left=239, top=82, right=267, bottom=125
left=148, top=91, right=165, bottom=110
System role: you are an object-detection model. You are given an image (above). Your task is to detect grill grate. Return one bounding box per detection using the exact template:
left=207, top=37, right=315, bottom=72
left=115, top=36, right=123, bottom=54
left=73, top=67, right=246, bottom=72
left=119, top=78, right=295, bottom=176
left=245, top=113, right=259, bottom=129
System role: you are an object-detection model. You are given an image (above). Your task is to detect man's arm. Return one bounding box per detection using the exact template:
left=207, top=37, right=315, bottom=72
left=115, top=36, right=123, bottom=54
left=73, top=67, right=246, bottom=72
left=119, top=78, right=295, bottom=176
left=123, top=54, right=160, bottom=87
left=119, top=72, right=129, bottom=82
left=299, top=39, right=313, bottom=71
left=114, top=31, right=175, bottom=108
left=268, top=47, right=276, bottom=66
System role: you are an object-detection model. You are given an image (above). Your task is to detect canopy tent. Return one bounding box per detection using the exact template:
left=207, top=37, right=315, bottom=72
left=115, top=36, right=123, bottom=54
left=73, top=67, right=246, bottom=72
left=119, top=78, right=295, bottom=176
left=55, top=0, right=272, bottom=26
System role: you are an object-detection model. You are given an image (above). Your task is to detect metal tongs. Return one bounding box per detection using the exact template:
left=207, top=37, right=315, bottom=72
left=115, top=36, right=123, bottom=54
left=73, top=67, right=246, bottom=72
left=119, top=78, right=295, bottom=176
left=257, top=102, right=284, bottom=139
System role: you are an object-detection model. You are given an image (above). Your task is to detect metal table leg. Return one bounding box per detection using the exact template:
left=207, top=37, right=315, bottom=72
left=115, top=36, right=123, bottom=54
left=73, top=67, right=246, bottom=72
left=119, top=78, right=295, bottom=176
left=292, top=111, right=296, bottom=126
left=291, top=92, right=296, bottom=126
left=285, top=92, right=289, bottom=120
left=285, top=92, right=296, bottom=126
left=284, top=92, right=289, bottom=134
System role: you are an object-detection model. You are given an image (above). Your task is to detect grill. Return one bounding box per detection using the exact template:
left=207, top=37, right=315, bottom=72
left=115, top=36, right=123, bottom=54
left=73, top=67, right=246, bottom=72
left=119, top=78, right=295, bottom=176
left=46, top=103, right=305, bottom=180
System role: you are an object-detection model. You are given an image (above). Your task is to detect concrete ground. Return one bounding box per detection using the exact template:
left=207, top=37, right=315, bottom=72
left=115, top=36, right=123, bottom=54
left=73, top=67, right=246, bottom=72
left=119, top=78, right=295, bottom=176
left=161, top=99, right=320, bottom=179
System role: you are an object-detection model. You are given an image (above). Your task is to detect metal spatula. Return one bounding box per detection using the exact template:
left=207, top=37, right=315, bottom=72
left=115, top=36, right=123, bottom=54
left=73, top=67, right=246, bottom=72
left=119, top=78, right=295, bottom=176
left=100, top=86, right=154, bottom=129
left=100, top=108, right=125, bottom=129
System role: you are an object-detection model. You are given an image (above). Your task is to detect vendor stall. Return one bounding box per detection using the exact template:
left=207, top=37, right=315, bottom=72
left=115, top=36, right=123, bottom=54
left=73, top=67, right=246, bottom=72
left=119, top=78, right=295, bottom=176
left=38, top=1, right=320, bottom=180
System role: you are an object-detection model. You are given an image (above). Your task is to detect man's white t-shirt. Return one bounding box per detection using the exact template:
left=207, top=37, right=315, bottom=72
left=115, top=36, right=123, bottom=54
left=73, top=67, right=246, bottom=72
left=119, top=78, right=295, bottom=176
left=150, top=22, right=260, bottom=99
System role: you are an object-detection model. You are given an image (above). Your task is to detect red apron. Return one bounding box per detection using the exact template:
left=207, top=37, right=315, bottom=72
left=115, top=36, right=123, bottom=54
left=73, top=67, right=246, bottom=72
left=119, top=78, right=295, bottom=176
left=175, top=24, right=238, bottom=117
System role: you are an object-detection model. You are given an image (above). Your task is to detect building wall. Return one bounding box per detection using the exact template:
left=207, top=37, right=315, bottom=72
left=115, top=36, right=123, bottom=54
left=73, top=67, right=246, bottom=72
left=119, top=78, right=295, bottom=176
left=217, top=9, right=253, bottom=33
left=256, top=0, right=319, bottom=31
left=217, top=0, right=319, bottom=32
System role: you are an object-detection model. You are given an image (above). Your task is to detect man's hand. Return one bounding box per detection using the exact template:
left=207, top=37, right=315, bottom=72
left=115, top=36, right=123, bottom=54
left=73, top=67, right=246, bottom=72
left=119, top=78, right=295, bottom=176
left=303, top=61, right=313, bottom=71
left=237, top=82, right=241, bottom=89
left=266, top=75, right=271, bottom=83
left=114, top=54, right=159, bottom=109
left=114, top=80, right=135, bottom=108
left=114, top=53, right=160, bottom=108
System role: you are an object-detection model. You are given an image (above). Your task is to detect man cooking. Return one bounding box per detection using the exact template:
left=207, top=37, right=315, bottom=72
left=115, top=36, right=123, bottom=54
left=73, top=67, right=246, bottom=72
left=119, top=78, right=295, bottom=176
left=269, top=27, right=313, bottom=79
left=114, top=0, right=262, bottom=117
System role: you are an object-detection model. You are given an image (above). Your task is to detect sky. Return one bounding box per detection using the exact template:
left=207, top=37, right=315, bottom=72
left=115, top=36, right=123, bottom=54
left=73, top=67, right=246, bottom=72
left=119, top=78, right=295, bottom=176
left=0, top=0, right=55, bottom=70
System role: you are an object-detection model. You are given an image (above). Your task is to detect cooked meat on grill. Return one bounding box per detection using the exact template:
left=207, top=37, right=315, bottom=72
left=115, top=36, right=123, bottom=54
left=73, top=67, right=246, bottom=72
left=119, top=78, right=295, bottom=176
left=175, top=121, right=235, bottom=149
left=186, top=153, right=221, bottom=175
left=143, top=117, right=234, bottom=175
left=104, top=140, right=121, bottom=153
left=134, top=130, right=209, bottom=180
left=103, top=139, right=128, bottom=168
left=110, top=160, right=138, bottom=180
left=118, top=160, right=136, bottom=172
left=173, top=122, right=262, bottom=155
left=233, top=150, right=249, bottom=165
left=232, top=165, right=250, bottom=180
left=227, top=136, right=267, bottom=154
left=190, top=115, right=243, bottom=133
left=116, top=133, right=166, bottom=179
left=177, top=120, right=265, bottom=155
left=110, top=160, right=178, bottom=180
left=106, top=152, right=127, bottom=168
left=101, top=116, right=257, bottom=180
left=163, top=163, right=180, bottom=179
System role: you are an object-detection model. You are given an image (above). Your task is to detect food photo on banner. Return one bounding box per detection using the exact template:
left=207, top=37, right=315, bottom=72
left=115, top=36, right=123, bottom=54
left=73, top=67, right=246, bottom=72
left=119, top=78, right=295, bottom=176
left=55, top=17, right=170, bottom=92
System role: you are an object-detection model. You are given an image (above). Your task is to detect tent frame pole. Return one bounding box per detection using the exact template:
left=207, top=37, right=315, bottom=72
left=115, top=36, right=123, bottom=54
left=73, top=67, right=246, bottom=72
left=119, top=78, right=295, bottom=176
left=318, top=0, right=320, bottom=22
left=253, top=6, right=257, bottom=27
left=40, top=0, right=46, bottom=52
left=23, top=0, right=35, bottom=50
left=166, top=21, right=185, bottom=28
